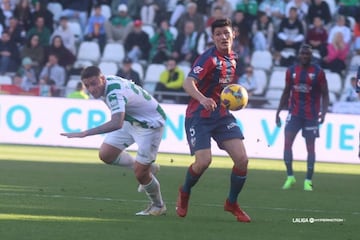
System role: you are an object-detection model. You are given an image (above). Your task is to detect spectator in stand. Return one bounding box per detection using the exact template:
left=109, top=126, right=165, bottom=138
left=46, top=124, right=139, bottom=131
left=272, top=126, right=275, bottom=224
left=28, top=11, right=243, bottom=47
left=172, top=20, right=198, bottom=65
left=232, top=24, right=251, bottom=77
left=45, top=35, right=76, bottom=71
left=211, top=0, right=233, bottom=19
left=237, top=65, right=257, bottom=96
left=0, top=0, right=14, bottom=28
left=17, top=57, right=37, bottom=90
left=31, top=0, right=54, bottom=32
left=176, top=2, right=205, bottom=33
left=232, top=10, right=251, bottom=41
left=285, top=0, right=309, bottom=21
left=140, top=0, right=156, bottom=26
left=149, top=19, right=173, bottom=64
left=338, top=0, right=360, bottom=20
left=13, top=0, right=32, bottom=31
left=169, top=0, right=186, bottom=27
left=51, top=16, right=76, bottom=55
left=306, top=16, right=328, bottom=62
left=116, top=57, right=142, bottom=87
left=105, top=3, right=133, bottom=44
left=61, top=0, right=92, bottom=33
left=84, top=4, right=107, bottom=53
left=39, top=53, right=66, bottom=96
left=322, top=31, right=349, bottom=75
left=235, top=0, right=258, bottom=24
left=154, top=57, right=185, bottom=103
left=67, top=81, right=90, bottom=99
left=26, top=15, right=51, bottom=47
left=258, top=0, right=286, bottom=31
left=6, top=16, right=25, bottom=48
left=340, top=76, right=360, bottom=102
left=353, top=20, right=360, bottom=55
left=274, top=7, right=305, bottom=66
left=251, top=10, right=274, bottom=51
left=0, top=30, right=20, bottom=74
left=327, top=15, right=352, bottom=45
left=38, top=77, right=52, bottom=96
left=124, top=19, right=151, bottom=63
left=307, top=0, right=332, bottom=27
left=20, top=33, right=44, bottom=76
left=206, top=6, right=224, bottom=28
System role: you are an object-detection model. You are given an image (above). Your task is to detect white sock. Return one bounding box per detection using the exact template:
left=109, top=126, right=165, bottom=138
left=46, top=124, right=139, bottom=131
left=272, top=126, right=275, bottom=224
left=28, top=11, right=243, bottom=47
left=143, top=176, right=164, bottom=207
left=111, top=151, right=135, bottom=169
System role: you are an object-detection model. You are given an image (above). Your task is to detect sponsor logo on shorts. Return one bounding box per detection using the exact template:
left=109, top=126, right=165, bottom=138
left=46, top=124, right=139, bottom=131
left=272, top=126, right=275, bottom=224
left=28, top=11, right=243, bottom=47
left=227, top=122, right=237, bottom=129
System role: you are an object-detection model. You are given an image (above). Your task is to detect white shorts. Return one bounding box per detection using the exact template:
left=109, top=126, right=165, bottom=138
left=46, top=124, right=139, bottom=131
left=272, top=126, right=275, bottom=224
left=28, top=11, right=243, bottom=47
left=103, top=121, right=163, bottom=165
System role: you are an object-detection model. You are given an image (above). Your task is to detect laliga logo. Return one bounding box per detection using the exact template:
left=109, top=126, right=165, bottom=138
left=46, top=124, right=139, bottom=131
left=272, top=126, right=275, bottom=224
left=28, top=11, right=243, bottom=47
left=193, top=66, right=203, bottom=74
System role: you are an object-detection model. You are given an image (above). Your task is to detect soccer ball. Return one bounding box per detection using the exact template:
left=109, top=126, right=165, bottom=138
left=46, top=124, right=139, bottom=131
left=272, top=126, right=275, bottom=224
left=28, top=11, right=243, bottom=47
left=220, top=84, right=248, bottom=111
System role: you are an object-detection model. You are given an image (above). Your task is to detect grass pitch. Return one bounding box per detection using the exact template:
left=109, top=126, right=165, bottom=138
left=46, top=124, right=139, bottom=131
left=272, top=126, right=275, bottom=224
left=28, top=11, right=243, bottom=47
left=0, top=145, right=359, bottom=240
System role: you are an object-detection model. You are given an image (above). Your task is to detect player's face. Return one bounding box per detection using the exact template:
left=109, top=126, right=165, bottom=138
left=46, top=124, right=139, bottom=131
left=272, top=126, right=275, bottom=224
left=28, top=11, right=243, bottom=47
left=299, top=49, right=312, bottom=66
left=212, top=26, right=234, bottom=54
left=82, top=75, right=105, bottom=99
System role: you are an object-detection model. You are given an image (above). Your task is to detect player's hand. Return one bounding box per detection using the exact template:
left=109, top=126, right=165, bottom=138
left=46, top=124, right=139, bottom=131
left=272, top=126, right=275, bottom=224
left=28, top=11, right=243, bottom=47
left=275, top=114, right=281, bottom=127
left=200, top=97, right=217, bottom=111
left=60, top=132, right=86, bottom=138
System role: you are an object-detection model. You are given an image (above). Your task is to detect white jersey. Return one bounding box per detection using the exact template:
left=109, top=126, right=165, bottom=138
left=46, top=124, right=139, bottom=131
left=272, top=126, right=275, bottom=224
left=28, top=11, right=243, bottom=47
left=103, top=75, right=166, bottom=129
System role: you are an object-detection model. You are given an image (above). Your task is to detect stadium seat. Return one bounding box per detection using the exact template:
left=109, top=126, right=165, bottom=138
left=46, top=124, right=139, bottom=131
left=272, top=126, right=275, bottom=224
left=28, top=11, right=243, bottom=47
left=329, top=91, right=338, bottom=105
left=98, top=61, right=118, bottom=75
left=101, top=43, right=125, bottom=63
left=141, top=25, right=155, bottom=39
left=169, top=26, right=178, bottom=39
left=47, top=2, right=63, bottom=22
left=68, top=21, right=83, bottom=42
left=268, top=69, right=286, bottom=89
left=143, top=64, right=166, bottom=94
left=178, top=64, right=191, bottom=76
left=349, top=55, right=360, bottom=71
left=65, top=78, right=81, bottom=96
left=326, top=72, right=343, bottom=94
left=131, top=62, right=144, bottom=80
left=0, top=75, right=12, bottom=84
left=252, top=69, right=268, bottom=95
left=264, top=88, right=283, bottom=109
left=250, top=50, right=273, bottom=71
left=343, top=71, right=357, bottom=90
left=324, top=0, right=336, bottom=16
left=76, top=41, right=101, bottom=63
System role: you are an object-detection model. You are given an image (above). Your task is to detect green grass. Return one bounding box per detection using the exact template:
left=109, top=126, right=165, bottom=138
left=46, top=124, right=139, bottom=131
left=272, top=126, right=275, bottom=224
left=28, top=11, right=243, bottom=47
left=0, top=144, right=359, bottom=240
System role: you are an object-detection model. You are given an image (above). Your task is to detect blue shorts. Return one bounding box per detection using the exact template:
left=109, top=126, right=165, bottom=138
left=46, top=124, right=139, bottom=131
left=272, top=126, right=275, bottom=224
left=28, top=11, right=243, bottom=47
left=185, top=114, right=244, bottom=155
left=285, top=114, right=319, bottom=138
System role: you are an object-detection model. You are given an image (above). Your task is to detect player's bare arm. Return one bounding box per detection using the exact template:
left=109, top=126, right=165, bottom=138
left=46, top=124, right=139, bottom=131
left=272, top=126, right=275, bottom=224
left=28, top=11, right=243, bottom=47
left=61, top=112, right=125, bottom=138
left=183, top=76, right=217, bottom=111
left=275, top=83, right=291, bottom=127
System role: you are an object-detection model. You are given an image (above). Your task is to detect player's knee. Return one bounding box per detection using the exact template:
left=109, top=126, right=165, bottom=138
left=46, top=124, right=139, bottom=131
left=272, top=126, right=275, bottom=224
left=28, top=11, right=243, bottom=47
left=98, top=152, right=114, bottom=164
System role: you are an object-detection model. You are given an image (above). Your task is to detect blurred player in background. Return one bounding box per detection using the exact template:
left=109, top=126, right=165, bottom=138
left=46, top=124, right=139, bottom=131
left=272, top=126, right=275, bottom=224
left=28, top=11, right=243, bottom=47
left=61, top=66, right=166, bottom=216
left=176, top=18, right=251, bottom=222
left=275, top=44, right=329, bottom=191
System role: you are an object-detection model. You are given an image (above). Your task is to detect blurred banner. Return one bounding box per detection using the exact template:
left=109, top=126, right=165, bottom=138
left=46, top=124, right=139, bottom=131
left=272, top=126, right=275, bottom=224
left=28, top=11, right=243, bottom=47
left=0, top=95, right=359, bottom=164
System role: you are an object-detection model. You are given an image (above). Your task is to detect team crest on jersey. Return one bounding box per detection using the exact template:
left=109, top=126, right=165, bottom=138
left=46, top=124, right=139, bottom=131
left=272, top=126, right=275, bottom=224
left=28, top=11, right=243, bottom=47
left=108, top=93, right=120, bottom=110
left=193, top=66, right=203, bottom=74
left=308, top=73, right=315, bottom=80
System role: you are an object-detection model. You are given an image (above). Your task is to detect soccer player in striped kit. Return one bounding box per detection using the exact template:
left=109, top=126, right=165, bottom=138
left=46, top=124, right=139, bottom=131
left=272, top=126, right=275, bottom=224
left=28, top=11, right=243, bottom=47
left=275, top=44, right=330, bottom=191
left=356, top=66, right=360, bottom=158
left=176, top=18, right=251, bottom=222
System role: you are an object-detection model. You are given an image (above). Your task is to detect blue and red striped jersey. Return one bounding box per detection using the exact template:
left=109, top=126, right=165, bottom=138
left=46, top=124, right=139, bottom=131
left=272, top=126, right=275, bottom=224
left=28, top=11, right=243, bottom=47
left=286, top=64, right=328, bottom=120
left=356, top=66, right=360, bottom=93
left=185, top=46, right=237, bottom=118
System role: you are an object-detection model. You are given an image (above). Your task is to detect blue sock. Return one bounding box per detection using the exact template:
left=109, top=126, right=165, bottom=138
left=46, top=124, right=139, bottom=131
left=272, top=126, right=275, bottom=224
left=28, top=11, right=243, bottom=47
left=182, top=164, right=201, bottom=194
left=284, top=149, right=293, bottom=176
left=228, top=167, right=247, bottom=204
left=306, top=152, right=315, bottom=180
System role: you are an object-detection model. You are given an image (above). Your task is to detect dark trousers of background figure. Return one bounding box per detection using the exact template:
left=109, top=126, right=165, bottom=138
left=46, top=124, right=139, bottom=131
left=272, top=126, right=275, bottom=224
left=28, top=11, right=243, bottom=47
left=0, top=56, right=17, bottom=74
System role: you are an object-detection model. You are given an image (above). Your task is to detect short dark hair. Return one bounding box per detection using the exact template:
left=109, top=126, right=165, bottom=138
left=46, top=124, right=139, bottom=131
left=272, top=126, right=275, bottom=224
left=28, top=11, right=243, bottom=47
left=81, top=66, right=101, bottom=79
left=211, top=18, right=232, bottom=34
left=300, top=44, right=313, bottom=52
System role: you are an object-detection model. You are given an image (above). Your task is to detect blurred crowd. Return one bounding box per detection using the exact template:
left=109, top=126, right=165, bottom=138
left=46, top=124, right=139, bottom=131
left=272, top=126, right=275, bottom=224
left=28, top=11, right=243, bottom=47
left=0, top=0, right=359, bottom=105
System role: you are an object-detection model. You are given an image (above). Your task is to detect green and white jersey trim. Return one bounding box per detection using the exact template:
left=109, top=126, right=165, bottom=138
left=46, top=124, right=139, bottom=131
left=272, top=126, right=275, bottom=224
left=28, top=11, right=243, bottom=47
left=103, top=75, right=166, bottom=128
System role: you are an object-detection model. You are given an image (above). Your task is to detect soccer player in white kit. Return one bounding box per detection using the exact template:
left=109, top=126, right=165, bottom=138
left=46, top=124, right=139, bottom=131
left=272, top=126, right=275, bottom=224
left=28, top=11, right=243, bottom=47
left=61, top=66, right=167, bottom=216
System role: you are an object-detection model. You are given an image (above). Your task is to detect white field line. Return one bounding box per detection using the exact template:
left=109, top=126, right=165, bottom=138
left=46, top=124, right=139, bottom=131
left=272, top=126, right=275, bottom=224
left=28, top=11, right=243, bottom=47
left=1, top=192, right=359, bottom=216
